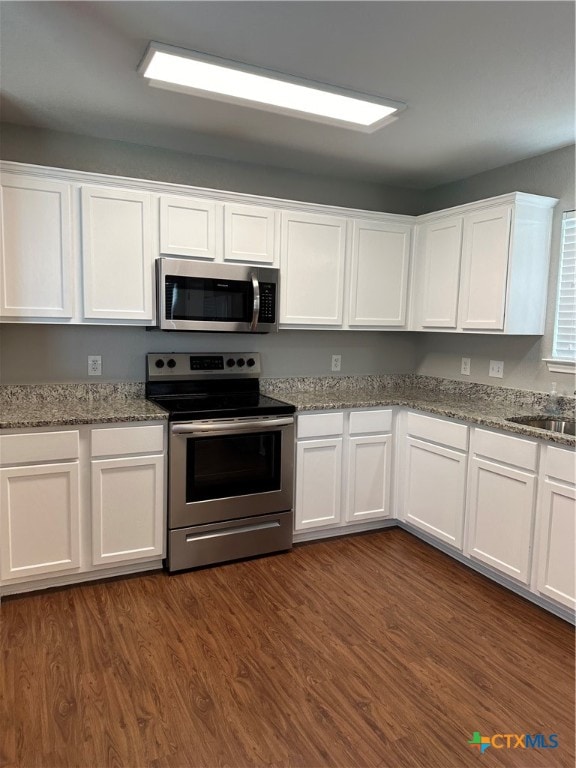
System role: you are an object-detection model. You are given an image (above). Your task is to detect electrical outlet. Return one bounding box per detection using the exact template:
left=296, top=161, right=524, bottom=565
left=331, top=354, right=342, bottom=372
left=88, top=355, right=102, bottom=376
left=489, top=360, right=504, bottom=378
left=461, top=357, right=471, bottom=375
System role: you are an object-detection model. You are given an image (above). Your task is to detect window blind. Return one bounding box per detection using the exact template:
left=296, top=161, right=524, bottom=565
left=552, top=211, right=576, bottom=361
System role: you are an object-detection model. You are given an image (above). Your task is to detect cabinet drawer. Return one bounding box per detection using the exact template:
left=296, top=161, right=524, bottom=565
left=0, top=430, right=79, bottom=465
left=406, top=412, right=468, bottom=451
left=544, top=446, right=575, bottom=485
left=473, top=428, right=538, bottom=471
left=297, top=412, right=344, bottom=438
left=91, top=425, right=164, bottom=458
left=349, top=409, right=392, bottom=435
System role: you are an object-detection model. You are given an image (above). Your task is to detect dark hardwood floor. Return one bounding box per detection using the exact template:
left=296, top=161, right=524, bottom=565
left=1, top=528, right=574, bottom=768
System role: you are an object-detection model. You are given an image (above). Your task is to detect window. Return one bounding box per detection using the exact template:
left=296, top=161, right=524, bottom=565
left=551, top=211, right=576, bottom=367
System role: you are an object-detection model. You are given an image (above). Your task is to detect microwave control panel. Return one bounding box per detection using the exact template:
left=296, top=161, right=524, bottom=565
left=259, top=283, right=276, bottom=324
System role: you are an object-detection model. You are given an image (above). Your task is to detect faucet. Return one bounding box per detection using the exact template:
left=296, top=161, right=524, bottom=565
left=547, top=383, right=561, bottom=417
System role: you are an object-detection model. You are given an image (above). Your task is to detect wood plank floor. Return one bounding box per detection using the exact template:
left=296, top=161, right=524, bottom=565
left=1, top=528, right=574, bottom=768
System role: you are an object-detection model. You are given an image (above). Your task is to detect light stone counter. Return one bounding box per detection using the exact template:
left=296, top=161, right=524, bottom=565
left=1, top=376, right=574, bottom=446
left=261, top=375, right=576, bottom=447
left=0, top=383, right=168, bottom=429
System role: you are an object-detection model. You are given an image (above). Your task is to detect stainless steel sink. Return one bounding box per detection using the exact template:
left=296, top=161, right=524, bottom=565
left=506, top=416, right=575, bottom=436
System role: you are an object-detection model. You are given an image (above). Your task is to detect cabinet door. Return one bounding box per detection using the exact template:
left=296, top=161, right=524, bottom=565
left=348, top=220, right=411, bottom=327
left=81, top=186, right=153, bottom=321
left=459, top=205, right=512, bottom=330
left=404, top=438, right=466, bottom=549
left=295, top=438, right=342, bottom=530
left=0, top=174, right=74, bottom=318
left=534, top=480, right=575, bottom=609
left=0, top=462, right=80, bottom=581
left=417, top=216, right=463, bottom=328
left=346, top=434, right=391, bottom=522
left=224, top=204, right=277, bottom=264
left=280, top=211, right=346, bottom=326
left=160, top=195, right=222, bottom=260
left=467, top=456, right=536, bottom=583
left=91, top=455, right=164, bottom=565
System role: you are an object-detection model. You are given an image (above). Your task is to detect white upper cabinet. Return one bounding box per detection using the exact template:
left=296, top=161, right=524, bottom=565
left=280, top=211, right=347, bottom=326
left=160, top=195, right=222, bottom=260
left=0, top=165, right=558, bottom=335
left=410, top=194, right=556, bottom=334
left=0, top=174, right=74, bottom=319
left=348, top=219, right=411, bottom=327
left=224, top=204, right=278, bottom=264
left=413, top=216, right=463, bottom=329
left=81, top=186, right=154, bottom=322
left=458, top=204, right=512, bottom=330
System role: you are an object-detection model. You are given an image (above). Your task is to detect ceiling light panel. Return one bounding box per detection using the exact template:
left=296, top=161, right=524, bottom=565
left=139, top=43, right=406, bottom=132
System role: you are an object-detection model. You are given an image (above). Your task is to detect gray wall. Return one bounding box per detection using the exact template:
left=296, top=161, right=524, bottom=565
left=415, top=144, right=575, bottom=394
left=0, top=325, right=418, bottom=383
left=0, top=123, right=425, bottom=214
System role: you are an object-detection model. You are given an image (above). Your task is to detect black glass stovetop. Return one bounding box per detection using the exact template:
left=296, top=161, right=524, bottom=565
left=147, top=388, right=295, bottom=421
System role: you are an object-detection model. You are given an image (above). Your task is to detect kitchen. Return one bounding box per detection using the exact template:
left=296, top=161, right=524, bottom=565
left=1, top=3, right=574, bottom=765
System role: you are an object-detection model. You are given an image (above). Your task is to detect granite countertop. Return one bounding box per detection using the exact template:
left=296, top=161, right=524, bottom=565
left=261, top=375, right=576, bottom=448
left=0, top=383, right=168, bottom=430
left=1, top=376, right=574, bottom=447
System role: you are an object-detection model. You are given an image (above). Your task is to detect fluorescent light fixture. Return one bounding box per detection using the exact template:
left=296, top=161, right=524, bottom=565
left=138, top=42, right=406, bottom=132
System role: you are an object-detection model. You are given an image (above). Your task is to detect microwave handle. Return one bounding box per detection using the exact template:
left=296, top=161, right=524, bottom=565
left=250, top=273, right=260, bottom=331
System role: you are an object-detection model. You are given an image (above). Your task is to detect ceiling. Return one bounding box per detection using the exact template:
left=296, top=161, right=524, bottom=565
left=0, top=1, right=574, bottom=189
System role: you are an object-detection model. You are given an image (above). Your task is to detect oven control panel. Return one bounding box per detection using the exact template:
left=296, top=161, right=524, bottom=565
left=147, top=353, right=261, bottom=380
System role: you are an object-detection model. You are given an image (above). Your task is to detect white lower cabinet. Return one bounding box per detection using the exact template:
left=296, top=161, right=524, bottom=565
left=91, top=455, right=164, bottom=565
left=295, top=438, right=343, bottom=530
left=91, top=424, right=165, bottom=565
left=295, top=409, right=392, bottom=533
left=0, top=422, right=166, bottom=591
left=466, top=429, right=538, bottom=584
left=401, top=412, right=468, bottom=549
left=346, top=434, right=391, bottom=522
left=0, top=430, right=81, bottom=581
left=533, top=445, right=576, bottom=610
left=0, top=461, right=80, bottom=581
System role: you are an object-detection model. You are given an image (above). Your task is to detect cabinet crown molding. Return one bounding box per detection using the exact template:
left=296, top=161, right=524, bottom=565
left=417, top=191, right=558, bottom=223
left=0, top=160, right=415, bottom=223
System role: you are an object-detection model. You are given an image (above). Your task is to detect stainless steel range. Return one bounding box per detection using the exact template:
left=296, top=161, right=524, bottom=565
left=146, top=353, right=295, bottom=572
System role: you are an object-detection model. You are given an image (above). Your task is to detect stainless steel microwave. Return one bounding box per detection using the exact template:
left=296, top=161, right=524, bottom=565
left=156, top=258, right=279, bottom=333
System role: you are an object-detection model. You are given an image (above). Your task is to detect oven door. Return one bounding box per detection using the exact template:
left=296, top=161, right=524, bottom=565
left=169, top=416, right=294, bottom=528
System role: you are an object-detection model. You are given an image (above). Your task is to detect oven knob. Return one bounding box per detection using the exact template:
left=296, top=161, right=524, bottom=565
left=155, top=359, right=165, bottom=368
left=236, top=358, right=245, bottom=367
left=226, top=358, right=236, bottom=368
left=167, top=359, right=177, bottom=369
left=247, top=358, right=256, bottom=367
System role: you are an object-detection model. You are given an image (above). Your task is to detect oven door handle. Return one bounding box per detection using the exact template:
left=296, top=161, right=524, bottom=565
left=250, top=273, right=260, bottom=331
left=171, top=417, right=293, bottom=435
